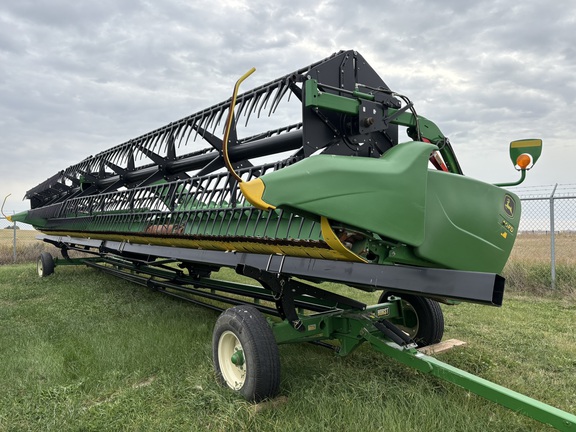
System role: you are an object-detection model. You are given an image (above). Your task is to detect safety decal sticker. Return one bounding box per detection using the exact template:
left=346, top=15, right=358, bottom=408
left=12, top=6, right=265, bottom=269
left=504, top=194, right=515, bottom=218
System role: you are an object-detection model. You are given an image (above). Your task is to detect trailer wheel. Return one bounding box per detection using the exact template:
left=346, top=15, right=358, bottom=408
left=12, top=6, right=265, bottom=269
left=37, top=252, right=55, bottom=277
left=379, top=291, right=444, bottom=347
left=212, top=305, right=280, bottom=402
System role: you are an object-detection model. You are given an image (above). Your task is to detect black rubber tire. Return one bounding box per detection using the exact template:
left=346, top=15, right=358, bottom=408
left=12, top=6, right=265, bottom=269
left=378, top=291, right=444, bottom=348
left=37, top=252, right=55, bottom=278
left=212, top=305, right=280, bottom=402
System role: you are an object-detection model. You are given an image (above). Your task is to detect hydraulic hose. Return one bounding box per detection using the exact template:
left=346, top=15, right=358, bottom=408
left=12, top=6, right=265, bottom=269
left=222, top=67, right=256, bottom=183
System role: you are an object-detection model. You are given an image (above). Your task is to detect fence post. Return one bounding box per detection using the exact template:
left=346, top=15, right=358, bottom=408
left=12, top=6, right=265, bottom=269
left=13, top=218, right=17, bottom=263
left=549, top=184, right=558, bottom=289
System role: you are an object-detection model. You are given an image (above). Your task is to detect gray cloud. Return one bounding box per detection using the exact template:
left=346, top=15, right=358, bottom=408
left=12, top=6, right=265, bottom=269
left=1, top=0, right=575, bottom=212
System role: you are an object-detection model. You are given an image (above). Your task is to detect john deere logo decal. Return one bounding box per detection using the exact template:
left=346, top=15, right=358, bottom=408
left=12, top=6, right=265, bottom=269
left=504, top=194, right=515, bottom=218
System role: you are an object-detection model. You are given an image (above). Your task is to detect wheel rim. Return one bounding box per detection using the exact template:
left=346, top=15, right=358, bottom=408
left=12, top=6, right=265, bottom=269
left=218, top=330, right=246, bottom=390
left=37, top=260, right=44, bottom=277
left=395, top=300, right=419, bottom=338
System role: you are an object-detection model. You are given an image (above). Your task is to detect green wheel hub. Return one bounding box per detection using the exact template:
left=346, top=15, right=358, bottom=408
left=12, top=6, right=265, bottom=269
left=231, top=349, right=244, bottom=366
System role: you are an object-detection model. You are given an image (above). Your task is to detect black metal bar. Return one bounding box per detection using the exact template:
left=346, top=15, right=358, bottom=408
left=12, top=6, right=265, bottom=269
left=81, top=259, right=336, bottom=316
left=375, top=319, right=413, bottom=345
left=39, top=234, right=505, bottom=306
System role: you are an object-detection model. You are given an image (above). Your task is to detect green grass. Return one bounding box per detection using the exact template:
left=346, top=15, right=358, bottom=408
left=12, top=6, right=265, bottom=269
left=1, top=264, right=575, bottom=431
left=0, top=230, right=60, bottom=265
left=504, top=261, right=576, bottom=293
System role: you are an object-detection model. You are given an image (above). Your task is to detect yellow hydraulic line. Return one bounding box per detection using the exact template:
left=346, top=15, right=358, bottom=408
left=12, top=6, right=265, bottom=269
left=222, top=67, right=256, bottom=183
left=220, top=70, right=366, bottom=264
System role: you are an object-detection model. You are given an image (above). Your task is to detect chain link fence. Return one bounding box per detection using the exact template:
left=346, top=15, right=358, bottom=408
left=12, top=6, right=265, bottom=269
left=506, top=184, right=576, bottom=290
left=0, top=216, right=18, bottom=263
left=2, top=185, right=575, bottom=290
left=0, top=216, right=49, bottom=265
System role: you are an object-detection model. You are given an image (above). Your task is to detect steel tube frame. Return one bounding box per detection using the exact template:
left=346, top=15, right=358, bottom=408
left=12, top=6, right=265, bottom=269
left=39, top=234, right=504, bottom=306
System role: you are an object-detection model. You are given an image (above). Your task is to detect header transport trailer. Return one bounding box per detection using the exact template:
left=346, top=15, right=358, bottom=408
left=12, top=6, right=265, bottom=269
left=7, top=51, right=574, bottom=430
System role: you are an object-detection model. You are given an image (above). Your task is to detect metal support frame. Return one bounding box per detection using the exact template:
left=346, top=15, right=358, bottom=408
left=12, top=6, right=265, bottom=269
left=39, top=234, right=504, bottom=306
left=273, top=311, right=576, bottom=431
left=550, top=183, right=558, bottom=289
left=12, top=219, right=16, bottom=263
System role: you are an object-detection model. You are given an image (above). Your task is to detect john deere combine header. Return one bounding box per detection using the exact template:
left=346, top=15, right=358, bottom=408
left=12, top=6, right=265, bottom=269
left=9, top=51, right=574, bottom=430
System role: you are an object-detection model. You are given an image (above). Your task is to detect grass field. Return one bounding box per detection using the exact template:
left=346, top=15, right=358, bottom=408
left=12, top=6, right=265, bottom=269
left=510, top=232, right=576, bottom=264
left=0, top=262, right=575, bottom=431
left=0, top=230, right=59, bottom=265
left=0, top=230, right=575, bottom=430
left=505, top=232, right=576, bottom=292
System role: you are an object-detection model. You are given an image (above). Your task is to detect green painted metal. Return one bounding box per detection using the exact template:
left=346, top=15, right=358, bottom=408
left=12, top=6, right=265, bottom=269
left=509, top=138, right=543, bottom=167
left=494, top=139, right=542, bottom=187
left=297, top=78, right=526, bottom=271
left=261, top=141, right=432, bottom=246
left=231, top=350, right=244, bottom=366
left=387, top=110, right=446, bottom=144
left=51, top=257, right=104, bottom=267
left=495, top=169, right=527, bottom=187
left=363, top=333, right=576, bottom=432
left=10, top=209, right=35, bottom=225
left=303, top=79, right=462, bottom=174
left=387, top=108, right=461, bottom=174
left=304, top=79, right=360, bottom=115
left=271, top=302, right=400, bottom=355
left=11, top=184, right=323, bottom=243
left=271, top=306, right=576, bottom=431
left=257, top=142, right=519, bottom=273
left=416, top=170, right=520, bottom=273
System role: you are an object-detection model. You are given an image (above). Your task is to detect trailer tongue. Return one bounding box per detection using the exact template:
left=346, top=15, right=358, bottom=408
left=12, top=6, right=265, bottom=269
left=10, top=50, right=573, bottom=430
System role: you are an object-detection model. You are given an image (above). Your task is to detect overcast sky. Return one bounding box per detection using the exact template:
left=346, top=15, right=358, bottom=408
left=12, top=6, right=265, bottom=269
left=1, top=0, right=575, bottom=214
